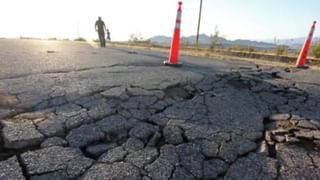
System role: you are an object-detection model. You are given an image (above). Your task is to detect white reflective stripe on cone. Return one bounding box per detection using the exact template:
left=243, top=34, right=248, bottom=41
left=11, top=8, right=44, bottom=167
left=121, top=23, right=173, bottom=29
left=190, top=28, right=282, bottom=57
left=310, top=28, right=315, bottom=35
left=307, top=30, right=315, bottom=40
left=176, top=12, right=182, bottom=21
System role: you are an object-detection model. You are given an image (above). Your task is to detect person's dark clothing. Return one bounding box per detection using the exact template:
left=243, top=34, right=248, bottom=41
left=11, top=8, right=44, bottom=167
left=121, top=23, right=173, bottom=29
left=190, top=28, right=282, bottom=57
left=95, top=19, right=106, bottom=47
left=95, top=20, right=105, bottom=33
left=98, top=32, right=105, bottom=47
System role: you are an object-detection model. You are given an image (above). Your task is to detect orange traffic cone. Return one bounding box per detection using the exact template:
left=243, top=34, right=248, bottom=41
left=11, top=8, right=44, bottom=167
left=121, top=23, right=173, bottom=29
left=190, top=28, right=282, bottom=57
left=296, top=21, right=317, bottom=68
left=164, top=1, right=183, bottom=67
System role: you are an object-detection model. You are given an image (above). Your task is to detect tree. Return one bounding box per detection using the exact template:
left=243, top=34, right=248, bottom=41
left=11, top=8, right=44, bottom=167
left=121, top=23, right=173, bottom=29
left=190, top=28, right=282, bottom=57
left=210, top=26, right=221, bottom=51
left=129, top=33, right=144, bottom=43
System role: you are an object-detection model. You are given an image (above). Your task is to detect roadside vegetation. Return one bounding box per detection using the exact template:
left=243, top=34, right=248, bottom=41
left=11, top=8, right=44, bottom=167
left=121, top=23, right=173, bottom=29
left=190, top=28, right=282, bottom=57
left=312, top=41, right=320, bottom=58
left=120, top=29, right=320, bottom=61
left=74, top=37, right=87, bottom=42
left=275, top=45, right=289, bottom=56
left=128, top=33, right=151, bottom=44
left=227, top=45, right=255, bottom=53
left=209, top=26, right=221, bottom=51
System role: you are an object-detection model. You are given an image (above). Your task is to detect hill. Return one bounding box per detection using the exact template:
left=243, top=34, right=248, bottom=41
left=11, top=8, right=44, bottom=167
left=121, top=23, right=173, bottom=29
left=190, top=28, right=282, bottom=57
left=149, top=34, right=276, bottom=49
left=261, top=37, right=320, bottom=49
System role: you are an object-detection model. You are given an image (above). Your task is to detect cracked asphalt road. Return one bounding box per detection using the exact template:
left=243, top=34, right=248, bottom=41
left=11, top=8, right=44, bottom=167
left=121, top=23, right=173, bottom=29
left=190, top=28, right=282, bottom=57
left=0, top=39, right=320, bottom=180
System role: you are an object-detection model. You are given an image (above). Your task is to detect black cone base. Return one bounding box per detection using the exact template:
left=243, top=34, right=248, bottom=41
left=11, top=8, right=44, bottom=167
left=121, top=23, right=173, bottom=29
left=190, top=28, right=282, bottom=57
left=163, top=60, right=182, bottom=67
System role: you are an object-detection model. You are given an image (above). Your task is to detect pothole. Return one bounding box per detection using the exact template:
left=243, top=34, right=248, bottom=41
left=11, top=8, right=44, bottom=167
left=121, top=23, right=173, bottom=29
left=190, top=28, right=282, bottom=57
left=292, top=138, right=319, bottom=152
left=228, top=80, right=252, bottom=90
left=268, top=144, right=277, bottom=158
left=127, top=51, right=138, bottom=54
left=271, top=72, right=282, bottom=79
left=261, top=117, right=278, bottom=158
left=164, top=85, right=196, bottom=100
left=259, top=72, right=282, bottom=80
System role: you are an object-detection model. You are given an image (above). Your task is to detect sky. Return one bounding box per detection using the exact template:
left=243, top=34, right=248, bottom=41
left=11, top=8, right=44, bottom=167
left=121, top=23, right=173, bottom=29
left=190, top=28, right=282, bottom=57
left=0, top=0, right=319, bottom=41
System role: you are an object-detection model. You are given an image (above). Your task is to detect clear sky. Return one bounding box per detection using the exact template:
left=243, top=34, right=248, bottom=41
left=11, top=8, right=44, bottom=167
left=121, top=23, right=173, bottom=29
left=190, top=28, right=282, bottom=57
left=0, top=0, right=319, bottom=41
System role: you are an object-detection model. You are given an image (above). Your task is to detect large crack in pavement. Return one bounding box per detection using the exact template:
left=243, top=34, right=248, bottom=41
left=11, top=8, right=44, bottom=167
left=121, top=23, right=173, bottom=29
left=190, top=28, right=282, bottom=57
left=0, top=64, right=320, bottom=179
left=0, top=63, right=130, bottom=81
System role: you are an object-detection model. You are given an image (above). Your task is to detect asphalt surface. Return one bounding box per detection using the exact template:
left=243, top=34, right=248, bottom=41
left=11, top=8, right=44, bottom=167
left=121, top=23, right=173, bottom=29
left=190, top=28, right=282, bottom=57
left=0, top=39, right=320, bottom=180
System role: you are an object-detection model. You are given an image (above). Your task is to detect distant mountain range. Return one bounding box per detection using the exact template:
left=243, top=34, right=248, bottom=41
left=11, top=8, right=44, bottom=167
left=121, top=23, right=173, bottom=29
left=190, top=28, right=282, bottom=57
left=262, top=37, right=320, bottom=49
left=149, top=34, right=276, bottom=49
left=149, top=34, right=320, bottom=49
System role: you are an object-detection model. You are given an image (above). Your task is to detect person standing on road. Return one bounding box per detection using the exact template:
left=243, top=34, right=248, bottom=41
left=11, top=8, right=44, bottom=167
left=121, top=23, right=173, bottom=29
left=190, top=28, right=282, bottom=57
left=95, top=17, right=107, bottom=47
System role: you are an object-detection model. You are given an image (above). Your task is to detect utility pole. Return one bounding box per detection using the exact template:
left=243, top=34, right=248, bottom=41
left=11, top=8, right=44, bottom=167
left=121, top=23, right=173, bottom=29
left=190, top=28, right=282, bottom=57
left=196, top=0, right=203, bottom=47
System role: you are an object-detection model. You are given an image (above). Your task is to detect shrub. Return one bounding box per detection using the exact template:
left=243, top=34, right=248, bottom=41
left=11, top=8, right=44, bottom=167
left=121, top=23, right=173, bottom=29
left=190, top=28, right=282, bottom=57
left=312, top=42, right=320, bottom=58
left=229, top=45, right=255, bottom=52
left=181, top=38, right=190, bottom=48
left=74, top=37, right=86, bottom=42
left=48, top=37, right=57, bottom=41
left=248, top=46, right=255, bottom=53
left=275, top=45, right=288, bottom=56
left=210, top=26, right=221, bottom=51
